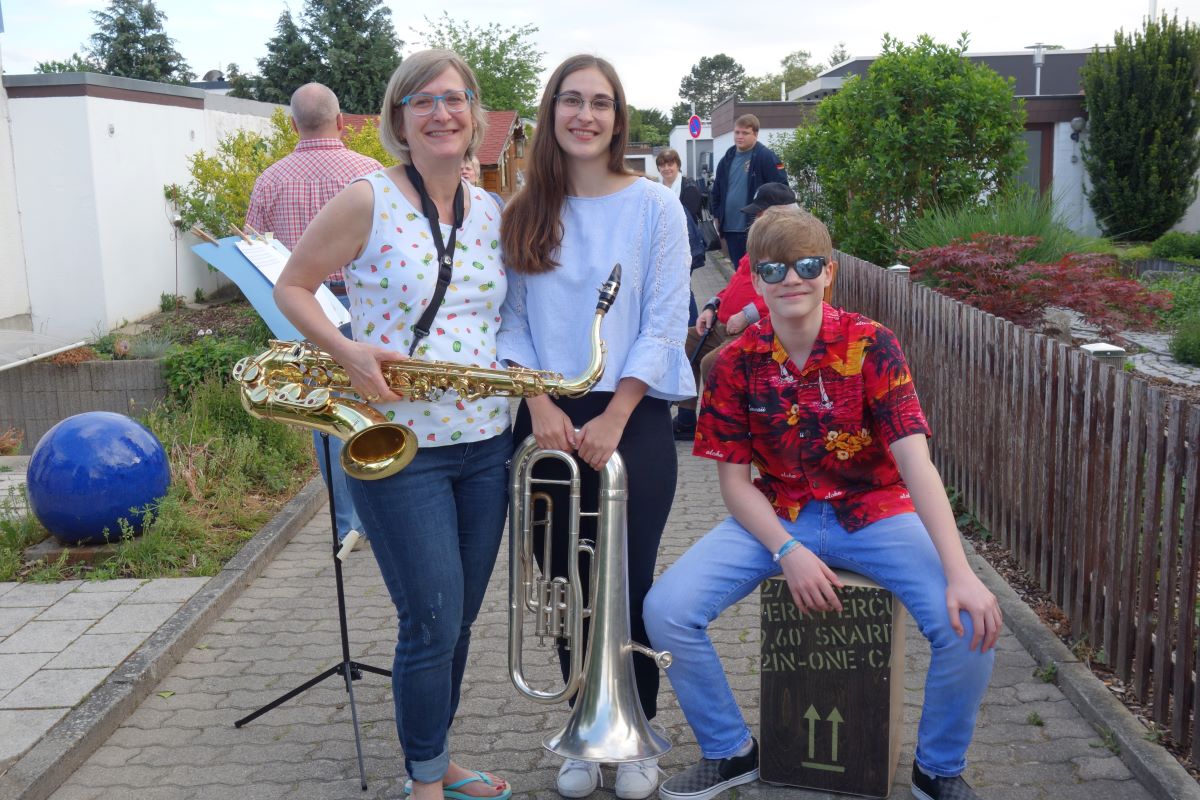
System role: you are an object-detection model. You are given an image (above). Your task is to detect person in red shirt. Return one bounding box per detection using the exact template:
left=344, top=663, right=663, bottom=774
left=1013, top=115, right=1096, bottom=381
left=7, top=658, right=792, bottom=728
left=646, top=207, right=1002, bottom=800
left=672, top=182, right=795, bottom=440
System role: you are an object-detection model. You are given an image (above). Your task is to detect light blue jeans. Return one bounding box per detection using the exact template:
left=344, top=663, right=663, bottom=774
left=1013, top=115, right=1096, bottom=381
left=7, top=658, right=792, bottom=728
left=347, top=431, right=511, bottom=782
left=644, top=501, right=994, bottom=778
left=313, top=294, right=362, bottom=542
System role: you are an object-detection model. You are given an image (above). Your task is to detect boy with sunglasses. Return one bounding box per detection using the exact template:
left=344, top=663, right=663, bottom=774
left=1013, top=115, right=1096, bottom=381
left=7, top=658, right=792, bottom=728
left=645, top=207, right=1001, bottom=800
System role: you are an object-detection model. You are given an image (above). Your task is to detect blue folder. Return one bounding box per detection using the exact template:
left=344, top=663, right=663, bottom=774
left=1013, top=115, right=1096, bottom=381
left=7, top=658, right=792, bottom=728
left=190, top=237, right=303, bottom=340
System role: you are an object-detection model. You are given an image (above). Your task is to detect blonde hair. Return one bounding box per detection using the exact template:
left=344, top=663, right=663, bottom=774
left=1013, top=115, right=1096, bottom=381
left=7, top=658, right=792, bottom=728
left=734, top=114, right=761, bottom=133
left=747, top=206, right=832, bottom=263
left=378, top=49, right=488, bottom=165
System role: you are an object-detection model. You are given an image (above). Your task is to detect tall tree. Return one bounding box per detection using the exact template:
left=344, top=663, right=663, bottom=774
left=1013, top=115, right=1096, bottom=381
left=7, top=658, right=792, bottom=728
left=670, top=102, right=693, bottom=126
left=827, top=41, right=850, bottom=68
left=744, top=50, right=823, bottom=100
left=302, top=0, right=403, bottom=114
left=86, top=0, right=192, bottom=84
left=627, top=105, right=670, bottom=146
left=35, top=53, right=102, bottom=74
left=254, top=11, right=319, bottom=105
left=678, top=54, right=747, bottom=118
left=1081, top=13, right=1200, bottom=240
left=416, top=13, right=544, bottom=116
left=806, top=33, right=1026, bottom=264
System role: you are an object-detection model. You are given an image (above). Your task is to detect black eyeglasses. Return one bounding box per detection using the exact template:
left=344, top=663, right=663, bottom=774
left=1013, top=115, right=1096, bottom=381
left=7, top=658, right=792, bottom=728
left=753, top=257, right=828, bottom=283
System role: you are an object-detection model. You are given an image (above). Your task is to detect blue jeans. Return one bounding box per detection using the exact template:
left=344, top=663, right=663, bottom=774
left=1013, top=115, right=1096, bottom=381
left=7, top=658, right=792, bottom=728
left=313, top=433, right=362, bottom=541
left=644, top=501, right=994, bottom=778
left=347, top=431, right=512, bottom=782
left=314, top=293, right=362, bottom=541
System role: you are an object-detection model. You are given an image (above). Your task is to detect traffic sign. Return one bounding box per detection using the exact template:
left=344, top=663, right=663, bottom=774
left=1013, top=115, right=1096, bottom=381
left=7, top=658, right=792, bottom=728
left=688, top=115, right=702, bottom=139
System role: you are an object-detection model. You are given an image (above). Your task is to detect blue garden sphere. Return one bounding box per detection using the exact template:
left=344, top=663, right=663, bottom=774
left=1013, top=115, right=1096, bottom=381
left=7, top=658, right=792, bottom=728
left=27, top=412, right=171, bottom=545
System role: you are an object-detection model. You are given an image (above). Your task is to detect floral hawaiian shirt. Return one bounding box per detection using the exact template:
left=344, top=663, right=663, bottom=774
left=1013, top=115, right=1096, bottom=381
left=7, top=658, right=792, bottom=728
left=694, top=304, right=931, bottom=532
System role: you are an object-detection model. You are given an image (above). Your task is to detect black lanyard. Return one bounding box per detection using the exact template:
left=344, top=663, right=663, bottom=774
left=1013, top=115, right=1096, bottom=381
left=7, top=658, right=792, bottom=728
left=404, top=164, right=465, bottom=357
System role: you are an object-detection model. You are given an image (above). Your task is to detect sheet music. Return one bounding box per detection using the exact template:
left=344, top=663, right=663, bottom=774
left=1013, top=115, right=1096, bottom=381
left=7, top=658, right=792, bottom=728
left=235, top=239, right=351, bottom=328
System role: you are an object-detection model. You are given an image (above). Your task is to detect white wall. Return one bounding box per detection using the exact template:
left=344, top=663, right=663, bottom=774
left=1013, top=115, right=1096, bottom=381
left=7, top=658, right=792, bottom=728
left=668, top=123, right=712, bottom=182
left=0, top=48, right=31, bottom=329
left=3, top=74, right=281, bottom=341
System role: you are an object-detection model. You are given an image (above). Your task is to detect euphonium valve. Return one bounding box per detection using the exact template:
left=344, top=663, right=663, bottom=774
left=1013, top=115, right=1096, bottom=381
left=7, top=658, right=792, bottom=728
left=234, top=265, right=622, bottom=481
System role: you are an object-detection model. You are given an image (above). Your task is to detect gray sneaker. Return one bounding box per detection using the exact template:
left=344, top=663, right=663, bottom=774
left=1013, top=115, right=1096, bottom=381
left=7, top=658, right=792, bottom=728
left=910, top=763, right=979, bottom=800
left=658, top=738, right=758, bottom=800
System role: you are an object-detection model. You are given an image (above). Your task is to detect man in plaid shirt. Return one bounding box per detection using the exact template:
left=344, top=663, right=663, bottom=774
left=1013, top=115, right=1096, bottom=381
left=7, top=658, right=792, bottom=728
left=246, top=82, right=382, bottom=294
left=247, top=83, right=381, bottom=545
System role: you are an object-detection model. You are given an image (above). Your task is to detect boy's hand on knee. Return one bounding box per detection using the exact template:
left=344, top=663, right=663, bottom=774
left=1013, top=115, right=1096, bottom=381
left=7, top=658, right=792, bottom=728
left=945, top=574, right=1003, bottom=652
left=782, top=548, right=844, bottom=614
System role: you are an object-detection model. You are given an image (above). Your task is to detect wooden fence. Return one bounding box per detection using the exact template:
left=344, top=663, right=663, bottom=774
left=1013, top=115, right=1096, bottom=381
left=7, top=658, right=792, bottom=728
left=834, top=252, right=1200, bottom=759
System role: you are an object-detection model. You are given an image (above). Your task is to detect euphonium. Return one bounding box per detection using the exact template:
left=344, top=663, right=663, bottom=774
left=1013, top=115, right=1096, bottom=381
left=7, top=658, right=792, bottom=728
left=508, top=435, right=673, bottom=763
left=233, top=265, right=622, bottom=481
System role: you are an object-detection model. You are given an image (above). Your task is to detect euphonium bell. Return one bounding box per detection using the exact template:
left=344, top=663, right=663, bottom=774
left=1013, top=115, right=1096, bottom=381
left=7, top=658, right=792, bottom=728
left=508, top=435, right=672, bottom=763
left=234, top=265, right=622, bottom=481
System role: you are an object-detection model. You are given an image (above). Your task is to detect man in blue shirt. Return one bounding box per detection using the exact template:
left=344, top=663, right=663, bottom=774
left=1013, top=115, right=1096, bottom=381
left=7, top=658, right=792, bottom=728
left=709, top=113, right=788, bottom=269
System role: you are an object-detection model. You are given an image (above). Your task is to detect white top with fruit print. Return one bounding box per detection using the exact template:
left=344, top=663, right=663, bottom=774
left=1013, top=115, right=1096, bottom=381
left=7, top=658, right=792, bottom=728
left=345, top=170, right=509, bottom=448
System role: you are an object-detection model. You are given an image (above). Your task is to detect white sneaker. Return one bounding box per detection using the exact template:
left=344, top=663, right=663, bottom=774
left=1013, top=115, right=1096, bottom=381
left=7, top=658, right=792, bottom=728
left=615, top=758, right=660, bottom=800
left=556, top=758, right=601, bottom=798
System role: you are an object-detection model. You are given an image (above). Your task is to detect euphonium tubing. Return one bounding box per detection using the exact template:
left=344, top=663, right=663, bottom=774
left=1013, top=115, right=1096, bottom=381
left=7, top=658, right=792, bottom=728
left=508, top=434, right=672, bottom=762
left=234, top=265, right=622, bottom=480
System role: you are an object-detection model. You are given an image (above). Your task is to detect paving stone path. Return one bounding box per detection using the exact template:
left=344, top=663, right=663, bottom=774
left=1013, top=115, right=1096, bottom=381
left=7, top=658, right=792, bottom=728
left=41, top=262, right=1156, bottom=800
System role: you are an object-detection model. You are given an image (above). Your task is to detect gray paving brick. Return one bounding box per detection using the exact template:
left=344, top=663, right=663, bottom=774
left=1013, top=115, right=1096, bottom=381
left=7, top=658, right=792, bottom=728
left=37, top=590, right=130, bottom=621
left=0, top=651, right=55, bottom=691
left=0, top=580, right=81, bottom=607
left=0, top=708, right=69, bottom=764
left=45, top=631, right=147, bottom=668
left=0, top=581, right=18, bottom=597
left=0, top=618, right=91, bottom=653
left=0, top=666, right=111, bottom=708
left=75, top=578, right=147, bottom=593
left=0, top=604, right=39, bottom=635
left=124, top=577, right=210, bottom=604
left=88, top=601, right=178, bottom=634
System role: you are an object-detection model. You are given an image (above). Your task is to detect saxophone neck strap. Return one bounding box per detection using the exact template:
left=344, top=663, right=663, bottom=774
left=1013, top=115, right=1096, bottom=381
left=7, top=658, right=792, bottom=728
left=405, top=163, right=465, bottom=357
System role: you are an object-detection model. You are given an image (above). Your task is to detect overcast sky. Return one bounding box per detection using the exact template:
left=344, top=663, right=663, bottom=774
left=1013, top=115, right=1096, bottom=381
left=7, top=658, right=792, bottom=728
left=0, top=0, right=1185, bottom=112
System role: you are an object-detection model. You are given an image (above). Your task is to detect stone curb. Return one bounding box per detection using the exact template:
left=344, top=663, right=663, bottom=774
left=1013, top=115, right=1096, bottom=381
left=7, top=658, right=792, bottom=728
left=0, top=475, right=326, bottom=800
left=965, top=539, right=1200, bottom=800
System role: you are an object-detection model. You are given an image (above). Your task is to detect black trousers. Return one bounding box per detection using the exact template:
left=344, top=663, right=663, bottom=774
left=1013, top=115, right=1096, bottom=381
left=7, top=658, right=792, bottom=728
left=512, top=392, right=677, bottom=721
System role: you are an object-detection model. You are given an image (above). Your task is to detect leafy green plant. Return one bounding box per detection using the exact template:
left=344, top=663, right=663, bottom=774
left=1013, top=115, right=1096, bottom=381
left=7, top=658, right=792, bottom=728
left=162, top=337, right=257, bottom=402
left=160, top=292, right=185, bottom=312
left=128, top=334, right=175, bottom=360
left=804, top=33, right=1026, bottom=264
left=902, top=189, right=1110, bottom=264
left=1026, top=711, right=1044, bottom=727
left=1034, top=663, right=1058, bottom=683
left=1169, top=316, right=1200, bottom=367
left=1149, top=273, right=1200, bottom=325
left=0, top=486, right=46, bottom=581
left=1150, top=231, right=1200, bottom=261
left=1081, top=14, right=1200, bottom=240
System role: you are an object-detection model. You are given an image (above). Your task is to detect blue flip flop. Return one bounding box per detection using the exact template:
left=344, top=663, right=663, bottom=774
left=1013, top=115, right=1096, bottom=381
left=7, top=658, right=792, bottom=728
left=403, top=771, right=513, bottom=800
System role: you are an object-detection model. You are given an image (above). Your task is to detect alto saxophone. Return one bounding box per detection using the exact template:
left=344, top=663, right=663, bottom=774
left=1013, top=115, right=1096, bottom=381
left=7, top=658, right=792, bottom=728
left=233, top=265, right=621, bottom=481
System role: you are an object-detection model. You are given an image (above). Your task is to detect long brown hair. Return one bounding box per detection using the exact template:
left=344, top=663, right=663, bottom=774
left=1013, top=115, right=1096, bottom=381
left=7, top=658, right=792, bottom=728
left=501, top=55, right=631, bottom=274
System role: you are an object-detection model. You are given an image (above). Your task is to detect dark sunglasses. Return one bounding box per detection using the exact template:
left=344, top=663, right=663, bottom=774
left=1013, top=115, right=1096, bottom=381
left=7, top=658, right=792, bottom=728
left=753, top=257, right=828, bottom=283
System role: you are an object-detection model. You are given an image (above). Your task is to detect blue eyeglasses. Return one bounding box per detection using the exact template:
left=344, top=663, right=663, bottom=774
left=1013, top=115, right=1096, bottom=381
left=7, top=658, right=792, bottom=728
left=400, top=89, right=474, bottom=116
left=753, top=257, right=828, bottom=283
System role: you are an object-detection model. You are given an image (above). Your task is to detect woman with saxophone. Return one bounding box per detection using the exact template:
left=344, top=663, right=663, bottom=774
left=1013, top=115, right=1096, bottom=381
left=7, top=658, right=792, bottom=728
left=498, top=54, right=694, bottom=800
left=274, top=50, right=512, bottom=800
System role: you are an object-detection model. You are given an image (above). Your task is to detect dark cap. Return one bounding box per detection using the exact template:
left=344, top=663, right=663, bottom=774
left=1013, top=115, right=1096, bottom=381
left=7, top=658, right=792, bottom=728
left=740, top=182, right=797, bottom=217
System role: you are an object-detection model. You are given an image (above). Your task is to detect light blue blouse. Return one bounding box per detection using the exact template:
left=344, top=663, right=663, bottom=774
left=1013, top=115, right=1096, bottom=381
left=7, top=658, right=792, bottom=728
left=498, top=178, right=695, bottom=402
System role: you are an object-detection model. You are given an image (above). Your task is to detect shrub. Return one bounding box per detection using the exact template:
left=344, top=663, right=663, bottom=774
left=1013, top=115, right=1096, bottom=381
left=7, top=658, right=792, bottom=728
left=905, top=234, right=1171, bottom=332
left=902, top=188, right=1110, bottom=264
left=1169, top=316, right=1200, bottom=366
left=1150, top=272, right=1200, bottom=325
left=162, top=337, right=258, bottom=402
left=806, top=33, right=1026, bottom=264
left=1150, top=231, right=1200, bottom=261
left=1081, top=14, right=1200, bottom=240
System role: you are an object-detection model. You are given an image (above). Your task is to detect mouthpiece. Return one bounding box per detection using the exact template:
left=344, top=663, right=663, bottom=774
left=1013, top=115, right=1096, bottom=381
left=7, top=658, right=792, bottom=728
left=596, top=264, right=621, bottom=314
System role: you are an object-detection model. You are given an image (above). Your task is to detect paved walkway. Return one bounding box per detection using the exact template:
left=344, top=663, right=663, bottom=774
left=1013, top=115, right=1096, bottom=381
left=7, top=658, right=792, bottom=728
left=0, top=576, right=208, bottom=771
left=33, top=263, right=1159, bottom=800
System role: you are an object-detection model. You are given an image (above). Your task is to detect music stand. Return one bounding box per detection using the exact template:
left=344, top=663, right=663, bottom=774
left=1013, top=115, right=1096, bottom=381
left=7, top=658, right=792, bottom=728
left=233, top=435, right=391, bottom=791
left=190, top=236, right=391, bottom=790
